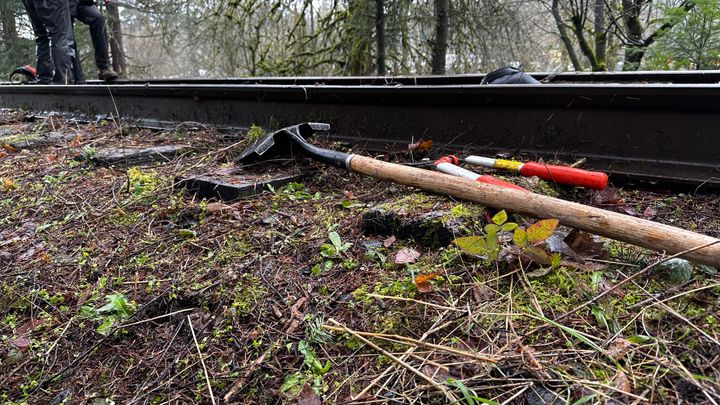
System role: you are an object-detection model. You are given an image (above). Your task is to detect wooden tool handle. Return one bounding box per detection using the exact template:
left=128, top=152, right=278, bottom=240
left=520, top=162, right=609, bottom=190
left=348, top=154, right=720, bottom=267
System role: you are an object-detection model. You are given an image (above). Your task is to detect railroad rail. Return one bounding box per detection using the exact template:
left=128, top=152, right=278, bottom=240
left=1, top=72, right=719, bottom=188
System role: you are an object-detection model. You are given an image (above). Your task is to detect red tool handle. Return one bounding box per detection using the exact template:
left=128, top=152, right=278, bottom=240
left=476, top=175, right=528, bottom=192
left=519, top=162, right=608, bottom=190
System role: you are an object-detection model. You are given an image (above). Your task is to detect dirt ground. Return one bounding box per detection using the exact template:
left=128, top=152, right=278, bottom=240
left=1, top=110, right=719, bottom=404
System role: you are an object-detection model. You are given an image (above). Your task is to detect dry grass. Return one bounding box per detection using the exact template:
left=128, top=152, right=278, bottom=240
left=0, top=110, right=719, bottom=404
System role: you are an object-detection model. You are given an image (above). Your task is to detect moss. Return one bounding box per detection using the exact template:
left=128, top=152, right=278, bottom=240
left=246, top=125, right=265, bottom=142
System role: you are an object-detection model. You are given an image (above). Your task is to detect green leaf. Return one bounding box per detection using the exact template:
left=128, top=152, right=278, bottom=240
left=492, top=210, right=507, bottom=225
left=328, top=231, right=342, bottom=251
left=484, top=223, right=500, bottom=234
left=453, top=236, right=488, bottom=256
left=97, top=316, right=117, bottom=336
left=280, top=372, right=307, bottom=395
left=628, top=335, right=652, bottom=344
left=513, top=228, right=528, bottom=247
left=177, top=229, right=197, bottom=239
left=501, top=222, right=517, bottom=232
left=526, top=218, right=559, bottom=244
left=591, top=306, right=607, bottom=328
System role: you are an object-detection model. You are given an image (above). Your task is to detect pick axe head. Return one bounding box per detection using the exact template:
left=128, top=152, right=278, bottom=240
left=236, top=122, right=331, bottom=164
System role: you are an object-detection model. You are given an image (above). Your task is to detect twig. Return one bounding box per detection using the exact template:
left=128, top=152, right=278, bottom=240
left=323, top=325, right=499, bottom=363
left=326, top=318, right=458, bottom=403
left=367, top=293, right=465, bottom=312
left=188, top=315, right=216, bottom=405
left=223, top=346, right=274, bottom=402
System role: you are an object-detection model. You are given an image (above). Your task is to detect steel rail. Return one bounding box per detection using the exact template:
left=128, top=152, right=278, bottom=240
left=0, top=81, right=718, bottom=187
left=4, top=70, right=720, bottom=87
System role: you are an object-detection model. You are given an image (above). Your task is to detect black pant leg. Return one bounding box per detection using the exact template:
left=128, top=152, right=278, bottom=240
left=33, top=0, right=76, bottom=83
left=76, top=4, right=110, bottom=70
left=21, top=0, right=53, bottom=83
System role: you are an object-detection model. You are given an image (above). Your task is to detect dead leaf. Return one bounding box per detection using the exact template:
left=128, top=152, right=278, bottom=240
left=2, top=143, right=17, bottom=152
left=415, top=272, right=438, bottom=293
left=205, top=202, right=232, bottom=213
left=0, top=151, right=8, bottom=159
left=297, top=384, right=322, bottom=405
left=382, top=235, right=396, bottom=248
left=9, top=337, right=31, bottom=351
left=16, top=319, right=46, bottom=335
left=472, top=284, right=496, bottom=302
left=642, top=206, right=657, bottom=219
left=343, top=190, right=356, bottom=199
left=422, top=364, right=453, bottom=382
left=394, top=247, right=420, bottom=264
left=2, top=177, right=18, bottom=192
left=591, top=187, right=638, bottom=216
left=408, top=138, right=433, bottom=151
left=607, top=337, right=633, bottom=360
left=70, top=135, right=84, bottom=148
left=523, top=245, right=553, bottom=265
left=612, top=369, right=632, bottom=394
left=564, top=229, right=608, bottom=259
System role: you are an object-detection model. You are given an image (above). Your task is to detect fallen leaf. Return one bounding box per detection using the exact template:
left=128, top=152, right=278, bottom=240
left=642, top=206, right=657, bottom=219
left=2, top=143, right=17, bottom=152
left=472, top=284, right=496, bottom=302
left=523, top=245, right=553, bottom=265
left=591, top=187, right=638, bottom=216
left=607, top=337, right=632, bottom=360
left=408, top=138, right=433, bottom=151
left=16, top=319, right=46, bottom=335
left=415, top=272, right=438, bottom=293
left=0, top=151, right=8, bottom=158
left=394, top=247, right=420, bottom=264
left=70, top=135, right=84, bottom=148
left=2, top=177, right=18, bottom=192
left=612, top=369, right=632, bottom=394
left=422, top=364, right=453, bottom=381
left=297, top=384, right=322, bottom=405
left=9, top=337, right=31, bottom=351
left=564, top=229, right=608, bottom=259
left=343, top=190, right=356, bottom=199
left=205, top=202, right=231, bottom=213
left=382, top=235, right=396, bottom=248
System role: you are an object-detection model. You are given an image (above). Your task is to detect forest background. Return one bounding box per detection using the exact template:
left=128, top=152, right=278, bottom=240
left=0, top=0, right=719, bottom=80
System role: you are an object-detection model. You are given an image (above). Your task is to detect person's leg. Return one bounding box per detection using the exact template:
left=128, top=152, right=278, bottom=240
left=72, top=39, right=86, bottom=83
left=75, top=4, right=110, bottom=71
left=21, top=0, right=53, bottom=83
left=33, top=0, right=76, bottom=84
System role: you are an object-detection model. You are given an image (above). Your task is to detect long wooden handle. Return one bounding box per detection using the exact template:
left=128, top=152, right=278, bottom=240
left=349, top=154, right=720, bottom=267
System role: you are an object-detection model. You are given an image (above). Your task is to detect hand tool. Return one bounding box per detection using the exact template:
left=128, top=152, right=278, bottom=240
left=235, top=122, right=720, bottom=267
left=433, top=156, right=527, bottom=191
left=463, top=155, right=608, bottom=190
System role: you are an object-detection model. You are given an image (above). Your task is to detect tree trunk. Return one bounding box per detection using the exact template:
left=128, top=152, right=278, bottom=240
left=571, top=15, right=601, bottom=71
left=551, top=0, right=582, bottom=71
left=621, top=0, right=644, bottom=71
left=0, top=1, right=18, bottom=44
left=431, top=0, right=449, bottom=75
left=375, top=0, right=385, bottom=75
left=593, top=0, right=607, bottom=70
left=106, top=3, right=127, bottom=77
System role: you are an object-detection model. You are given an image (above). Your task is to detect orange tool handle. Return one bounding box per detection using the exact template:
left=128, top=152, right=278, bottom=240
left=519, top=162, right=608, bottom=190
left=475, top=175, right=528, bottom=191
